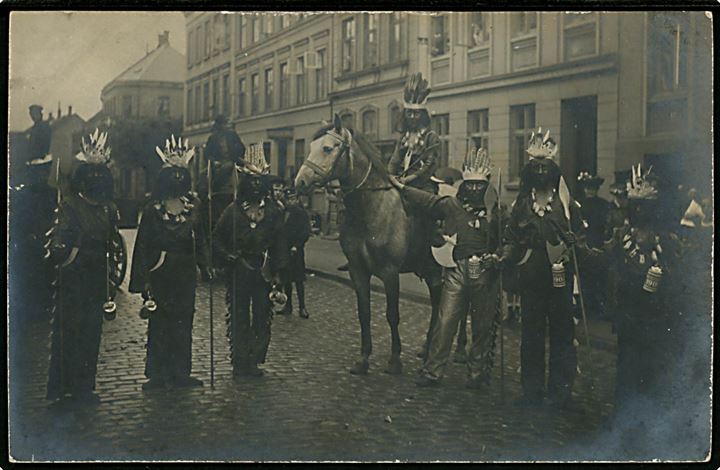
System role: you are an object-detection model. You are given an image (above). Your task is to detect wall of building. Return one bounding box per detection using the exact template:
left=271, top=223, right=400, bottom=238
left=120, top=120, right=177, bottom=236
left=102, top=82, right=184, bottom=120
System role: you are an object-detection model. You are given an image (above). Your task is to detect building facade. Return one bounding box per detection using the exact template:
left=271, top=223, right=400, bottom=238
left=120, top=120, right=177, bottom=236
left=183, top=12, right=712, bottom=207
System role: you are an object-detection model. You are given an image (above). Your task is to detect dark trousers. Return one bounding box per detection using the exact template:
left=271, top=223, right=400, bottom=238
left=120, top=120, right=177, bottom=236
left=284, top=281, right=305, bottom=310
left=226, top=264, right=272, bottom=372
left=520, top=277, right=576, bottom=400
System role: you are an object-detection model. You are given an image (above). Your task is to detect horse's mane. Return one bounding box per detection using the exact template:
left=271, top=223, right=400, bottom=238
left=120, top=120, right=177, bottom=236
left=311, top=124, right=390, bottom=181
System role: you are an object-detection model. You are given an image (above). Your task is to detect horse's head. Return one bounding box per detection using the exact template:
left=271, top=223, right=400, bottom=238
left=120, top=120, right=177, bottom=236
left=295, top=114, right=352, bottom=195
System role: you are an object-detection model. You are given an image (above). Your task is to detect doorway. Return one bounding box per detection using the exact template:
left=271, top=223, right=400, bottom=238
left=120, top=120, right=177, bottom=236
left=560, top=95, right=598, bottom=195
left=277, top=140, right=288, bottom=180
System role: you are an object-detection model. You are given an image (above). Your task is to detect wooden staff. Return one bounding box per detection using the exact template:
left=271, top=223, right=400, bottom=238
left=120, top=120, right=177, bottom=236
left=497, top=168, right=505, bottom=404
left=207, top=158, right=215, bottom=388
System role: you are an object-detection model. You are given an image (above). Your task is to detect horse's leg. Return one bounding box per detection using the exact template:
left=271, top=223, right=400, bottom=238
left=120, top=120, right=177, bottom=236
left=379, top=270, right=402, bottom=375
left=348, top=265, right=372, bottom=375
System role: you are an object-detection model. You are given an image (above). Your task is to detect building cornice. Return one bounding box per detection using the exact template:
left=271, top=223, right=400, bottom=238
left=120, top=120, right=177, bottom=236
left=102, top=80, right=184, bottom=97
left=329, top=76, right=407, bottom=100
left=234, top=15, right=328, bottom=60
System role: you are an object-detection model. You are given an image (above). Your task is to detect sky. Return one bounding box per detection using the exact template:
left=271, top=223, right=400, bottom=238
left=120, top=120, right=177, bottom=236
left=8, top=11, right=186, bottom=131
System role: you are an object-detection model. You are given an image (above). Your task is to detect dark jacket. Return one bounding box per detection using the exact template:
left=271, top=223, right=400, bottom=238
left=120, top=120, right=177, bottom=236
left=388, top=128, right=440, bottom=191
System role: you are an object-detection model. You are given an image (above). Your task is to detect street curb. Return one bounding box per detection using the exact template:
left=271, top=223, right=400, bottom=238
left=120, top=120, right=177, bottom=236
left=306, top=268, right=617, bottom=353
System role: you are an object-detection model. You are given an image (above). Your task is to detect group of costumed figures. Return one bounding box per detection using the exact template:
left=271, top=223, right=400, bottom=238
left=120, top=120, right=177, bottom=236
left=41, top=72, right=710, bottom=429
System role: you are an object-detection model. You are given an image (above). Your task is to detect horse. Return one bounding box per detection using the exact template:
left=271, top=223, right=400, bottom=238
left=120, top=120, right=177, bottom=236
left=294, top=114, right=442, bottom=375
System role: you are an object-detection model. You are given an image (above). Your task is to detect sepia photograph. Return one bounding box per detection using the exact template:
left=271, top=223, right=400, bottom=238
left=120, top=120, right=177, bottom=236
left=6, top=9, right=714, bottom=463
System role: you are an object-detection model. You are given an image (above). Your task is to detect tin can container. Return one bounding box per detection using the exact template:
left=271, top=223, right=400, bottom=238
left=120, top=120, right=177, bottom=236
left=140, top=298, right=157, bottom=319
left=468, top=255, right=482, bottom=280
left=643, top=266, right=663, bottom=293
left=103, top=300, right=117, bottom=320
left=552, top=263, right=566, bottom=288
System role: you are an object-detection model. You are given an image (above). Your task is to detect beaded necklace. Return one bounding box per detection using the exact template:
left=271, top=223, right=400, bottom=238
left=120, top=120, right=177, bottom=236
left=154, top=193, right=194, bottom=224
left=531, top=188, right=555, bottom=217
left=622, top=228, right=662, bottom=267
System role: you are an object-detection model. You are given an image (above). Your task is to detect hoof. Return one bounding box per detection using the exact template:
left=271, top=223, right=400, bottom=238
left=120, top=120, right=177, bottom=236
left=384, top=357, right=403, bottom=375
left=350, top=360, right=369, bottom=375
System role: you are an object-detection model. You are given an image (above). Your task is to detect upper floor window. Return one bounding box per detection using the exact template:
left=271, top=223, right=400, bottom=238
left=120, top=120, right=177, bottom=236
left=361, top=108, right=378, bottom=141
left=431, top=15, right=450, bottom=57
left=223, top=14, right=231, bottom=49
left=431, top=113, right=450, bottom=168
left=510, top=12, right=539, bottom=70
left=202, top=82, right=210, bottom=120
left=237, top=77, right=246, bottom=117
left=509, top=103, right=536, bottom=179
left=469, top=12, right=490, bottom=47
left=510, top=12, right=537, bottom=38
left=363, top=14, right=379, bottom=69
left=251, top=16, right=261, bottom=44
left=204, top=19, right=212, bottom=58
left=251, top=73, right=259, bottom=115
left=281, top=15, right=291, bottom=29
left=265, top=68, right=274, bottom=111
left=280, top=62, right=289, bottom=108
left=122, top=95, right=133, bottom=118
left=389, top=102, right=402, bottom=134
left=563, top=12, right=598, bottom=61
left=212, top=77, right=219, bottom=117
left=194, top=84, right=201, bottom=122
left=264, top=15, right=274, bottom=37
left=195, top=25, right=202, bottom=64
left=342, top=17, right=356, bottom=72
left=295, top=56, right=306, bottom=105
left=388, top=13, right=404, bottom=62
left=222, top=74, right=230, bottom=116
left=237, top=16, right=246, bottom=50
left=186, top=89, right=193, bottom=124
left=467, top=109, right=489, bottom=151
left=157, top=96, right=170, bottom=118
left=315, top=49, right=327, bottom=99
left=187, top=30, right=194, bottom=66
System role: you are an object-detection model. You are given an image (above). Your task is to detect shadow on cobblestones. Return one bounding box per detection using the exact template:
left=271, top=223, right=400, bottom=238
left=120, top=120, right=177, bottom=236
left=10, top=273, right=623, bottom=462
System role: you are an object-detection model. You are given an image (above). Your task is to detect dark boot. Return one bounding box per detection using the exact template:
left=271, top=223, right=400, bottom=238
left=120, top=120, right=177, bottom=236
left=173, top=375, right=204, bottom=388
left=142, top=377, right=168, bottom=391
left=299, top=307, right=309, bottom=319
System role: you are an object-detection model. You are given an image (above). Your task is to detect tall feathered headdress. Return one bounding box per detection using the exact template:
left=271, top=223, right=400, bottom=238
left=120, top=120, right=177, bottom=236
left=462, top=147, right=493, bottom=181
left=626, top=163, right=658, bottom=200
left=403, top=72, right=431, bottom=110
left=76, top=128, right=111, bottom=165
left=526, top=127, right=558, bottom=160
left=239, top=141, right=270, bottom=175
left=155, top=135, right=195, bottom=168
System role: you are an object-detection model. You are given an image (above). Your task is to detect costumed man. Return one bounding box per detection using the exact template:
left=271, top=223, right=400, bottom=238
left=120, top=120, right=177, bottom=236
left=576, top=172, right=611, bottom=319
left=501, top=128, right=592, bottom=408
left=46, top=129, right=119, bottom=405
left=388, top=72, right=444, bottom=359
left=213, top=144, right=289, bottom=377
left=603, top=164, right=687, bottom=434
left=280, top=187, right=312, bottom=319
left=390, top=148, right=503, bottom=389
left=129, top=136, right=210, bottom=390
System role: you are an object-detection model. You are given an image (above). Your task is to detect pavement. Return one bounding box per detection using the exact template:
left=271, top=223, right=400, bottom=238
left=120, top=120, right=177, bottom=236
left=8, top=230, right=655, bottom=462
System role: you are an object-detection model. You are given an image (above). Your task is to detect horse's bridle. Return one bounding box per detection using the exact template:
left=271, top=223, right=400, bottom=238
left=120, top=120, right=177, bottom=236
left=303, top=129, right=373, bottom=195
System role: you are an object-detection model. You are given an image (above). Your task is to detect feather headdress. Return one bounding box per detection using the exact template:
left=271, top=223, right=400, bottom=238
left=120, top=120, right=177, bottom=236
left=155, top=135, right=195, bottom=168
left=462, top=147, right=493, bottom=181
left=239, top=141, right=271, bottom=176
left=76, top=128, right=111, bottom=165
left=626, top=163, right=658, bottom=200
left=526, top=127, right=558, bottom=160
left=402, top=72, right=431, bottom=110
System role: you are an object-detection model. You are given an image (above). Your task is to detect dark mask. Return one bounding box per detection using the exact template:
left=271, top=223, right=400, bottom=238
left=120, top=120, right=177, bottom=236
left=458, top=180, right=489, bottom=209
left=527, top=159, right=555, bottom=189
left=75, top=164, right=113, bottom=202
left=239, top=175, right=266, bottom=202
left=157, top=166, right=191, bottom=199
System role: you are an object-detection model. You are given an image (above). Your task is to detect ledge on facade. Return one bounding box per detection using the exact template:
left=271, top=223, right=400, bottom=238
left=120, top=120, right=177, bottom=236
left=329, top=76, right=408, bottom=100
left=431, top=53, right=619, bottom=99
left=335, top=60, right=410, bottom=83
left=232, top=99, right=331, bottom=124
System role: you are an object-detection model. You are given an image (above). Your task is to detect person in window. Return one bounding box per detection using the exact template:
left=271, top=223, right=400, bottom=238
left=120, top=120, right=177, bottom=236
left=500, top=128, right=594, bottom=409
left=46, top=129, right=119, bottom=406
left=213, top=145, right=289, bottom=378
left=390, top=148, right=503, bottom=389
left=129, top=136, right=210, bottom=391
left=279, top=187, right=312, bottom=319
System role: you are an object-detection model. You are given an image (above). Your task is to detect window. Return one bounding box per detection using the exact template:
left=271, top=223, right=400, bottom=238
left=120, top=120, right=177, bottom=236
left=194, top=84, right=201, bottom=122
left=340, top=111, right=355, bottom=130
left=388, top=12, right=404, bottom=62
left=203, top=82, right=210, bottom=120
left=188, top=30, right=194, bottom=66
left=223, top=14, right=231, bottom=49
left=431, top=114, right=450, bottom=168
left=222, top=74, right=230, bottom=116
left=342, top=18, right=356, bottom=72
left=264, top=15, right=273, bottom=37
left=315, top=49, right=326, bottom=99
left=251, top=15, right=261, bottom=44
left=295, top=56, right=306, bottom=105
left=389, top=103, right=402, bottom=133
left=467, top=109, right=489, bottom=151
left=510, top=12, right=537, bottom=38
left=251, top=73, right=259, bottom=115
left=469, top=12, right=490, bottom=47
left=294, top=139, right=305, bottom=170
left=361, top=108, right=378, bottom=141
left=265, top=68, right=274, bottom=111
left=187, top=88, right=194, bottom=124
left=157, top=96, right=170, bottom=118
left=563, top=12, right=597, bottom=60
left=237, top=77, right=246, bottom=117
left=281, top=15, right=291, bottom=29
left=363, top=14, right=379, bottom=69
left=509, top=104, right=536, bottom=179
left=122, top=95, right=132, bottom=118
left=237, top=16, right=246, bottom=50
left=431, top=15, right=450, bottom=57
left=195, top=25, right=202, bottom=64
left=213, top=14, right=223, bottom=53
left=647, top=12, right=690, bottom=134
left=212, top=77, right=219, bottom=118
left=280, top=62, right=289, bottom=108
left=204, top=19, right=212, bottom=58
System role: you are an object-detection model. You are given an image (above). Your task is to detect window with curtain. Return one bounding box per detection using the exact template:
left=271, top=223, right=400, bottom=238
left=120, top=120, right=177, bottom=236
left=431, top=114, right=450, bottom=168
left=431, top=15, right=450, bottom=57
left=563, top=12, right=597, bottom=60
left=223, top=14, right=231, bottom=49
left=509, top=104, right=536, bottom=179
left=296, top=56, right=306, bottom=105
left=157, top=96, right=170, bottom=118
left=342, top=17, right=356, bottom=72
left=251, top=16, right=261, bottom=44
left=265, top=68, right=274, bottom=111
left=237, top=16, right=246, bottom=50
left=388, top=12, right=404, bottom=62
left=361, top=108, right=378, bottom=141
left=315, top=49, right=326, bottom=99
left=389, top=103, right=402, bottom=133
left=467, top=109, right=489, bottom=151
left=280, top=62, right=289, bottom=108
left=264, top=15, right=273, bottom=37
left=194, top=84, right=201, bottom=122
left=222, top=74, right=230, bottom=116
left=363, top=14, right=379, bottom=69
left=251, top=73, right=259, bottom=115
left=469, top=12, right=490, bottom=47
left=187, top=30, right=194, bottom=66
left=212, top=77, right=219, bottom=117
left=202, top=82, right=210, bottom=120
left=195, top=25, right=202, bottom=64
left=237, top=77, right=246, bottom=117
left=204, top=19, right=212, bottom=58
left=187, top=88, right=193, bottom=124
left=281, top=15, right=291, bottom=29
left=510, top=12, right=537, bottom=38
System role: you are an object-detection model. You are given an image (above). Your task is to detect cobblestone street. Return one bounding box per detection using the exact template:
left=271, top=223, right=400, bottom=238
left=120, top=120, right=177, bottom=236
left=9, top=234, right=622, bottom=462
